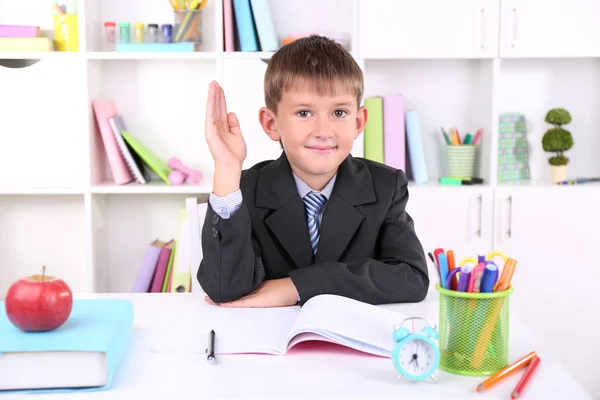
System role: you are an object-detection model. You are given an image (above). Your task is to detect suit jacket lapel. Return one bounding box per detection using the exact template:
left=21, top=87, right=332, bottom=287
left=257, top=153, right=313, bottom=268
left=315, top=155, right=377, bottom=264
left=256, top=153, right=377, bottom=268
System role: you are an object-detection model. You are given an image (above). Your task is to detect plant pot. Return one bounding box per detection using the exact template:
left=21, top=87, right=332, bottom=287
left=551, top=165, right=567, bottom=183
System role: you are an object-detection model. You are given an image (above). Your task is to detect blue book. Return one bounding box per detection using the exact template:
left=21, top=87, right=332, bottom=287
left=405, top=110, right=429, bottom=184
left=0, top=299, right=134, bottom=393
left=232, top=0, right=259, bottom=51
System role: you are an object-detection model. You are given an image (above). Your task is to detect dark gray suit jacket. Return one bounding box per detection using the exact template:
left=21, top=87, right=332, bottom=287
left=197, top=152, right=429, bottom=305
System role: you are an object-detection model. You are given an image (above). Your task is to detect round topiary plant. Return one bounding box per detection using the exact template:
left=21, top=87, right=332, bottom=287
left=541, top=108, right=573, bottom=166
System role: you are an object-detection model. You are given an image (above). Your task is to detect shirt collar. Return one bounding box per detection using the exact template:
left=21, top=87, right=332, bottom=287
left=292, top=172, right=337, bottom=200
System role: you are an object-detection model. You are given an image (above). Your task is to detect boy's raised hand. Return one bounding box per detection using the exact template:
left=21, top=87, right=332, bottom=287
left=205, top=81, right=247, bottom=172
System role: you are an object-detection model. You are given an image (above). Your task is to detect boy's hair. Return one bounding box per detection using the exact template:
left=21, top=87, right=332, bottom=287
left=264, top=35, right=364, bottom=114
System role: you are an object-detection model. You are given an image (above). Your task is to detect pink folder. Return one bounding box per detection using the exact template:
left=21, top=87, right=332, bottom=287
left=383, top=94, right=406, bottom=171
left=223, top=0, right=234, bottom=51
left=92, top=100, right=134, bottom=185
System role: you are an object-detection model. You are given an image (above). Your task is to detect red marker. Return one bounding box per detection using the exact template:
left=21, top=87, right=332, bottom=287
left=511, top=355, right=541, bottom=399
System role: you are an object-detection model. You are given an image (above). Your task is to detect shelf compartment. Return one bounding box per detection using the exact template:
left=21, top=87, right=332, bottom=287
left=82, top=0, right=219, bottom=52
left=363, top=58, right=495, bottom=183
left=86, top=58, right=216, bottom=188
left=497, top=58, right=600, bottom=183
left=89, top=193, right=206, bottom=293
left=0, top=195, right=88, bottom=295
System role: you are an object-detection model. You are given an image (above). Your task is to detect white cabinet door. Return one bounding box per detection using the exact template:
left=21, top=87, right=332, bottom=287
left=493, top=186, right=600, bottom=391
left=500, top=0, right=600, bottom=57
left=358, top=0, right=500, bottom=59
left=406, top=185, right=494, bottom=290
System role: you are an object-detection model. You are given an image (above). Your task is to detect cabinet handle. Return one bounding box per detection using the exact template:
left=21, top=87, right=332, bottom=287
left=511, top=8, right=519, bottom=48
left=476, top=195, right=483, bottom=237
left=506, top=196, right=513, bottom=238
left=480, top=8, right=487, bottom=49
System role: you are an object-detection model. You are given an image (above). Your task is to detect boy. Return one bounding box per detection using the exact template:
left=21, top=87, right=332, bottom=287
left=198, top=35, right=428, bottom=307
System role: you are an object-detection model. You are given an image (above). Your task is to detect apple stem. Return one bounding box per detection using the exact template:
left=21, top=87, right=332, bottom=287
left=42, top=265, right=46, bottom=282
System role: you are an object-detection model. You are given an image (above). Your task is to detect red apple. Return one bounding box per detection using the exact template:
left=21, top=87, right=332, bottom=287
left=5, top=266, right=73, bottom=332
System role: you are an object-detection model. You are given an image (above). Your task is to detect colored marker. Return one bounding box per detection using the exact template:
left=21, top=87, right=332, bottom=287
left=438, top=252, right=449, bottom=289
left=495, top=258, right=517, bottom=292
left=457, top=266, right=472, bottom=292
left=469, top=262, right=485, bottom=293
left=480, top=262, right=499, bottom=293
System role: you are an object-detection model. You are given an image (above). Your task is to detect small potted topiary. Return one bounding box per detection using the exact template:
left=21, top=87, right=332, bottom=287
left=542, top=108, right=574, bottom=183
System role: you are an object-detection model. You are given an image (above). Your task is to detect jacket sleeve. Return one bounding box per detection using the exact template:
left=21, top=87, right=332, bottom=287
left=288, top=170, right=429, bottom=305
left=197, top=200, right=265, bottom=303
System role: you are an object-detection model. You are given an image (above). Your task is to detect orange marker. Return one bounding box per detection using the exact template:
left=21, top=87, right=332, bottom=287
left=476, top=351, right=537, bottom=393
left=495, top=257, right=517, bottom=292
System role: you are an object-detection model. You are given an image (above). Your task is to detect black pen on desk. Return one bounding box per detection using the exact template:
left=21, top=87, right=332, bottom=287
left=206, top=329, right=216, bottom=363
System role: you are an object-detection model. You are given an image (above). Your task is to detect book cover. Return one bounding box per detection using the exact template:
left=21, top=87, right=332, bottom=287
left=0, top=299, right=134, bottom=393
left=91, top=100, right=135, bottom=185
left=108, top=115, right=149, bottom=184
left=249, top=0, right=279, bottom=51
left=150, top=240, right=175, bottom=293
left=383, top=94, right=406, bottom=171
left=131, top=239, right=165, bottom=293
left=363, top=97, right=384, bottom=163
left=405, top=110, right=429, bottom=183
left=232, top=0, right=259, bottom=51
left=120, top=130, right=172, bottom=185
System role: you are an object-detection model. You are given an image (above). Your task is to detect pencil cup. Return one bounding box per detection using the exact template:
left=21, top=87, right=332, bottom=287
left=436, top=283, right=513, bottom=377
left=446, top=145, right=476, bottom=177
left=53, top=15, right=79, bottom=51
left=173, top=10, right=203, bottom=43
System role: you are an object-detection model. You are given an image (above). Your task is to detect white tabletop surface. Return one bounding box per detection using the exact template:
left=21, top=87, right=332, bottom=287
left=3, top=291, right=592, bottom=400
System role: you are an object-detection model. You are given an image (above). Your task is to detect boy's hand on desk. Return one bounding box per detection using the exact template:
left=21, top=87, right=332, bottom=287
left=204, top=278, right=299, bottom=308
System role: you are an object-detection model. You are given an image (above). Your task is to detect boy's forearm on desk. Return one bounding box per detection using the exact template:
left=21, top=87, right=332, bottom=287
left=197, top=204, right=265, bottom=303
left=289, top=258, right=429, bottom=305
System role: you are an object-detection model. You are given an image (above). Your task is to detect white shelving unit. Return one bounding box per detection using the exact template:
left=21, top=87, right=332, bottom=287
left=2, top=1, right=600, bottom=395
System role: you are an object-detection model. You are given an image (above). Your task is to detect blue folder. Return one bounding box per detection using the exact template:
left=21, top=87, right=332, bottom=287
left=0, top=298, right=134, bottom=393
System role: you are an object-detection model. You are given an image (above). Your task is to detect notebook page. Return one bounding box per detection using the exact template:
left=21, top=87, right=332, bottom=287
left=152, top=305, right=299, bottom=355
left=287, top=295, right=407, bottom=356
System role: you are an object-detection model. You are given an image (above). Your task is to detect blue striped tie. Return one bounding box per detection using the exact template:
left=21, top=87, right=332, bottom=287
left=303, top=192, right=327, bottom=256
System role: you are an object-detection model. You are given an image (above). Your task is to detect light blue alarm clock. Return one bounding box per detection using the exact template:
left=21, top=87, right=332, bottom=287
left=391, top=317, right=440, bottom=383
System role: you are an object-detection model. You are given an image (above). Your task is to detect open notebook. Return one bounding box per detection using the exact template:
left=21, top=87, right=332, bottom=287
left=152, top=294, right=409, bottom=357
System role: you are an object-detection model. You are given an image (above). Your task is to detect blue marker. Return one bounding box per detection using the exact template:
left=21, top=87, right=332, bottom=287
left=480, top=262, right=499, bottom=293
left=438, top=252, right=449, bottom=289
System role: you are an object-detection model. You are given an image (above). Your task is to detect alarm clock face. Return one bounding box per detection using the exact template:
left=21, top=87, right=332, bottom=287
left=397, top=338, right=436, bottom=376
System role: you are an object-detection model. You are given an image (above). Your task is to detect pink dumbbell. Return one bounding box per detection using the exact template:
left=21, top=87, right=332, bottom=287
left=167, top=157, right=202, bottom=184
left=168, top=170, right=187, bottom=185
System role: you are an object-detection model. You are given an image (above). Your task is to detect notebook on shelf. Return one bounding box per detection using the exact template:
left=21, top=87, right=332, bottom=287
left=108, top=115, right=149, bottom=184
left=0, top=299, right=134, bottom=393
left=152, top=294, right=409, bottom=357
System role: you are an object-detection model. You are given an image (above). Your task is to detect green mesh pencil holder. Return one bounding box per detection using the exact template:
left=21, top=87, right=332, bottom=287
left=436, top=283, right=513, bottom=377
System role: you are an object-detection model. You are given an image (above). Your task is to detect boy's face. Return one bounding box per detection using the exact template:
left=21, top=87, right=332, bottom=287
left=259, top=80, right=367, bottom=188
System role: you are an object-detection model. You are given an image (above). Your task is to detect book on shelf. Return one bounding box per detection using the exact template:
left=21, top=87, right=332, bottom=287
left=224, top=0, right=278, bottom=52
left=152, top=294, right=409, bottom=357
left=108, top=115, right=149, bottom=184
left=0, top=299, right=134, bottom=392
left=362, top=94, right=428, bottom=183
left=93, top=99, right=174, bottom=186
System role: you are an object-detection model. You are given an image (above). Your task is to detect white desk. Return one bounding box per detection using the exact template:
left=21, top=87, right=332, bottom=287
left=5, top=292, right=591, bottom=400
